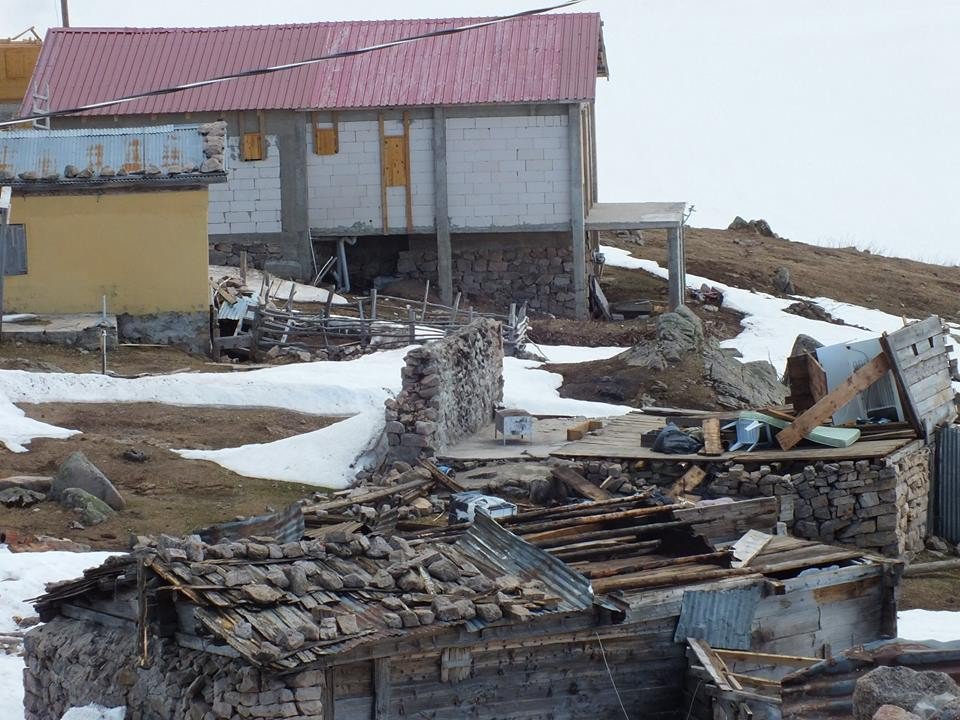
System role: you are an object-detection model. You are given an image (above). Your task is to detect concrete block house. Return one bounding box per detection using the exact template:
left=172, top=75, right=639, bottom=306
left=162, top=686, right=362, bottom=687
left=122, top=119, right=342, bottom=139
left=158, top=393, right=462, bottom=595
left=17, top=14, right=682, bottom=319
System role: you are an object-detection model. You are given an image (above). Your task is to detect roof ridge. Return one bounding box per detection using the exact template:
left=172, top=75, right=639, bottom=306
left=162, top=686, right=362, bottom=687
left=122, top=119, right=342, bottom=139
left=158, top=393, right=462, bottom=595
left=47, top=13, right=599, bottom=34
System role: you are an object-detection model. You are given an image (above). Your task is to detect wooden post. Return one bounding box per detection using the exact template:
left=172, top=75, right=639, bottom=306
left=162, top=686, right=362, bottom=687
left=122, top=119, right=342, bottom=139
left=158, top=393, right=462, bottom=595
left=370, top=289, right=378, bottom=321
left=373, top=658, right=391, bottom=719
left=421, top=279, right=430, bottom=320
left=239, top=250, right=248, bottom=285
left=667, top=225, right=684, bottom=310
left=407, top=306, right=416, bottom=344
left=0, top=221, right=6, bottom=344
left=402, top=111, right=413, bottom=235
left=432, top=107, right=453, bottom=306
left=378, top=113, right=389, bottom=233
left=323, top=667, right=336, bottom=719
left=568, top=104, right=587, bottom=320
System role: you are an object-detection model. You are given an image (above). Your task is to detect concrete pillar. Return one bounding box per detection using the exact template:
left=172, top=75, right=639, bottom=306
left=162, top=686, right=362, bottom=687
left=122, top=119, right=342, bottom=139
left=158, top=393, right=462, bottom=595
left=278, top=111, right=312, bottom=280
left=433, top=107, right=453, bottom=306
left=568, top=104, right=587, bottom=320
left=667, top=225, right=686, bottom=310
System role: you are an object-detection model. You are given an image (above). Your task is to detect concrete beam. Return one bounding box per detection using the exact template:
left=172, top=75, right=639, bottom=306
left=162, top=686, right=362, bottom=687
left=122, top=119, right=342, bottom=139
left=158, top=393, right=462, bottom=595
left=568, top=104, right=587, bottom=320
left=433, top=106, right=453, bottom=305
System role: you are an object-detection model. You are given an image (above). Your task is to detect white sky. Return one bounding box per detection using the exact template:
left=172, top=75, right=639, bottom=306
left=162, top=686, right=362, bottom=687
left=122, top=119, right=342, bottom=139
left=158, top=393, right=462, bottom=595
left=7, top=1, right=960, bottom=263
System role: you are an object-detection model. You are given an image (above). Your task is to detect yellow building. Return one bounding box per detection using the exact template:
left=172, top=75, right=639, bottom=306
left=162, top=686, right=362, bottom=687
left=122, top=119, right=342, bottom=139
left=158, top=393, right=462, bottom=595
left=1, top=123, right=227, bottom=351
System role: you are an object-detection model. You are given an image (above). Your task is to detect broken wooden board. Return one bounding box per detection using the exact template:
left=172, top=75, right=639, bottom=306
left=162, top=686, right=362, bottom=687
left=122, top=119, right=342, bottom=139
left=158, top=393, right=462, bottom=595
left=551, top=466, right=613, bottom=502
left=667, top=465, right=706, bottom=498
left=775, top=352, right=890, bottom=450
left=786, top=351, right=828, bottom=414
left=730, top=530, right=772, bottom=568
left=700, top=417, right=723, bottom=456
left=566, top=419, right=604, bottom=442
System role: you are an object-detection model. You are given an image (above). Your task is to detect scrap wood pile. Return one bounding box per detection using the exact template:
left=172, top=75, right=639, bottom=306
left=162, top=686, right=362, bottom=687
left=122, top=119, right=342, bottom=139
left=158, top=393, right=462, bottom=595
left=34, top=525, right=575, bottom=674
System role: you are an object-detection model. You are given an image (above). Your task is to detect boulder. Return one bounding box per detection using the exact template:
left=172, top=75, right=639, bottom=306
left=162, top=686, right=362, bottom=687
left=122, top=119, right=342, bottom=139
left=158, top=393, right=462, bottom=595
left=853, top=666, right=960, bottom=720
left=703, top=348, right=788, bottom=409
left=872, top=706, right=920, bottom=720
left=0, top=487, right=45, bottom=507
left=773, top=266, right=795, bottom=294
left=59, top=488, right=116, bottom=526
left=52, top=452, right=125, bottom=510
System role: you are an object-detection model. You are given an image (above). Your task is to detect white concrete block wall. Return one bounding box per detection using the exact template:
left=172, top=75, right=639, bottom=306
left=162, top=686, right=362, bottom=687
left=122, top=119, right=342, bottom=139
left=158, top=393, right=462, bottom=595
left=306, top=119, right=434, bottom=232
left=305, top=111, right=570, bottom=234
left=446, top=114, right=570, bottom=230
left=208, top=135, right=282, bottom=235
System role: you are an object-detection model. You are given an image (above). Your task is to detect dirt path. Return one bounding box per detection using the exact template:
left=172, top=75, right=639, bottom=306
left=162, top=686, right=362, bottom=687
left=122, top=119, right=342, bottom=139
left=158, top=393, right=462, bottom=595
left=1, top=403, right=344, bottom=550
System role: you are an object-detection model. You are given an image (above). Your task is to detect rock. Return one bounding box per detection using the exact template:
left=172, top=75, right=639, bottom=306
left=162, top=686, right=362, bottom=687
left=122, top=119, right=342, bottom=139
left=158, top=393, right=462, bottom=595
left=928, top=536, right=952, bottom=554
left=773, top=266, right=795, bottom=294
left=99, top=166, right=116, bottom=177
left=931, top=698, right=960, bottom=720
left=235, top=621, right=254, bottom=640
left=432, top=596, right=462, bottom=622
left=201, top=157, right=224, bottom=173
left=476, top=603, right=503, bottom=622
left=242, top=584, right=283, bottom=604
left=728, top=216, right=751, bottom=231
left=122, top=449, right=148, bottom=463
left=64, top=164, right=80, bottom=178
left=366, top=535, right=392, bottom=559
left=18, top=171, right=38, bottom=181
left=77, top=166, right=94, bottom=178
left=383, top=612, right=403, bottom=629
left=59, top=488, right=115, bottom=526
left=274, top=628, right=305, bottom=650
left=336, top=613, right=359, bottom=635
left=703, top=348, right=788, bottom=409
left=317, top=571, right=344, bottom=591
left=853, top=666, right=960, bottom=720
left=427, top=557, right=461, bottom=582
left=52, top=451, right=126, bottom=510
left=0, top=487, right=45, bottom=507
left=143, top=164, right=161, bottom=176
left=199, top=121, right=227, bottom=137
left=872, top=705, right=920, bottom=720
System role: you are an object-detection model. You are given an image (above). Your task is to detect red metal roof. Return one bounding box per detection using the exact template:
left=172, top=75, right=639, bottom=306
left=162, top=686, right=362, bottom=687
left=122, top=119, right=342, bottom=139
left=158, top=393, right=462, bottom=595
left=22, top=14, right=603, bottom=117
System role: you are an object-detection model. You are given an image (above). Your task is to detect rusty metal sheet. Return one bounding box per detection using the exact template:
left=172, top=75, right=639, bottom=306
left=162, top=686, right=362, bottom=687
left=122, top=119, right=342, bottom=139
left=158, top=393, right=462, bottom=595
left=194, top=503, right=304, bottom=544
left=23, top=14, right=603, bottom=116
left=934, top=424, right=960, bottom=543
left=674, top=582, right=763, bottom=649
left=0, top=124, right=207, bottom=178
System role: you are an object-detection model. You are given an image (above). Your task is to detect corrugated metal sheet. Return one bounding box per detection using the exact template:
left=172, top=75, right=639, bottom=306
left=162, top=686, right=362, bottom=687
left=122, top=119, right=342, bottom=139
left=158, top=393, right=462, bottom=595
left=781, top=639, right=960, bottom=720
left=0, top=124, right=205, bottom=176
left=22, top=14, right=603, bottom=116
left=673, top=583, right=763, bottom=649
left=194, top=502, right=304, bottom=544
left=455, top=511, right=609, bottom=623
left=934, top=424, right=960, bottom=542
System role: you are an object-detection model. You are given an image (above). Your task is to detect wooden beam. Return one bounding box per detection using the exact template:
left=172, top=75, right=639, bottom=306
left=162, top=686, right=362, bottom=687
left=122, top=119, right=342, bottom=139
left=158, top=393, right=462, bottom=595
left=688, top=638, right=733, bottom=692
left=776, top=351, right=891, bottom=450
left=378, top=113, right=388, bottom=233
left=402, top=111, right=413, bottom=234
left=714, top=649, right=819, bottom=667
left=701, top=417, right=723, bottom=456
left=373, top=658, right=391, bottom=719
left=324, top=667, right=336, bottom=719
left=667, top=464, right=706, bottom=497
left=551, top=465, right=612, bottom=502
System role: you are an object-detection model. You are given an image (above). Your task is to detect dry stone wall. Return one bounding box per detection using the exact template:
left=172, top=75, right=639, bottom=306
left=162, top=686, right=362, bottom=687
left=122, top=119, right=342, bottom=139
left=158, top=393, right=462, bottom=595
left=24, top=617, right=330, bottom=720
left=708, top=444, right=929, bottom=556
left=385, top=319, right=503, bottom=464
left=396, top=233, right=576, bottom=317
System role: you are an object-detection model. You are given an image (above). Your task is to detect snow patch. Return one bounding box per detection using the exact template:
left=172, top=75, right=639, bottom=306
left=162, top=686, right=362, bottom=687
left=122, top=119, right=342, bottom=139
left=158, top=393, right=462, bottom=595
left=600, top=244, right=909, bottom=372
left=503, top=357, right=631, bottom=418
left=898, top=609, right=960, bottom=643
left=61, top=707, right=126, bottom=720
left=0, top=547, right=122, bottom=720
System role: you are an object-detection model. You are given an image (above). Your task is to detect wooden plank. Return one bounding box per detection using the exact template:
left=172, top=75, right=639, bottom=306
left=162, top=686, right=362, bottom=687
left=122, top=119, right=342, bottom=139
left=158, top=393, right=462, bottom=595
left=303, top=476, right=432, bottom=513
left=324, top=667, right=336, bottom=719
left=786, top=352, right=828, bottom=414
left=667, top=465, right=706, bottom=497
left=378, top=113, right=388, bottom=232
left=776, top=351, right=891, bottom=450
left=566, top=419, right=593, bottom=441
left=688, top=638, right=733, bottom=692
left=887, top=316, right=943, bottom=352
left=551, top=465, right=612, bottom=502
left=373, top=658, right=390, bottom=719
left=701, top=417, right=723, bottom=456
left=714, top=649, right=818, bottom=667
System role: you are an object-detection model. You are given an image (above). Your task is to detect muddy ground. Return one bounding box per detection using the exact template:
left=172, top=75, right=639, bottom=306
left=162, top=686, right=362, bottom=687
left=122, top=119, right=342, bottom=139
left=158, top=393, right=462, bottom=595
left=1, top=402, right=344, bottom=550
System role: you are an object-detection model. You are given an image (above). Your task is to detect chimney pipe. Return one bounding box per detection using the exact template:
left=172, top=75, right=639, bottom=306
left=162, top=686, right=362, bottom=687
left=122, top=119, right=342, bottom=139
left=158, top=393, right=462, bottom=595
left=60, top=0, right=70, bottom=27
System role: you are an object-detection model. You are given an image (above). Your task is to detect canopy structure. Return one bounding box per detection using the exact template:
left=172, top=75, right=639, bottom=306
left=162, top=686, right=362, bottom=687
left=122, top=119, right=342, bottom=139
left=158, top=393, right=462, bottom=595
left=586, top=201, right=687, bottom=310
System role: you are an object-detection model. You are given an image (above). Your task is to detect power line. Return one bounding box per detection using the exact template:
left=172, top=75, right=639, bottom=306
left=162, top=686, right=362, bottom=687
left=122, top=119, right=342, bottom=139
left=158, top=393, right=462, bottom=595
left=2, top=0, right=586, bottom=129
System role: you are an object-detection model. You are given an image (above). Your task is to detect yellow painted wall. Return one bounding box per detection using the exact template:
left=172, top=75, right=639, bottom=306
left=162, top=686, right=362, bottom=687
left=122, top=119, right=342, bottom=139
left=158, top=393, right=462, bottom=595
left=6, top=189, right=210, bottom=315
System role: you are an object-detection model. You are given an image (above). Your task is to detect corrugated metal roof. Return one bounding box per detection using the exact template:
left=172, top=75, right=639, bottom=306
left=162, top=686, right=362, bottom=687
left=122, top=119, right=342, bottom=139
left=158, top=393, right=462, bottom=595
left=21, top=14, right=603, bottom=116
left=0, top=124, right=206, bottom=176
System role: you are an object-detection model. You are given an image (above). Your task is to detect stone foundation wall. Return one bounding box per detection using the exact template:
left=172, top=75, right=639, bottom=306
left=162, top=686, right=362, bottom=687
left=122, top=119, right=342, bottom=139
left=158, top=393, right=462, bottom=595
left=24, top=617, right=329, bottom=720
left=209, top=232, right=295, bottom=269
left=709, top=444, right=929, bottom=556
left=117, top=311, right=210, bottom=355
left=396, top=233, right=576, bottom=316
left=385, top=319, right=503, bottom=463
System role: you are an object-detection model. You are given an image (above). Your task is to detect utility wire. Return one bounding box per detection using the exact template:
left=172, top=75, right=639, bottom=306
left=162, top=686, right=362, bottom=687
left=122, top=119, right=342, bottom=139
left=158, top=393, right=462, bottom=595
left=595, top=632, right=630, bottom=720
left=2, top=0, right=586, bottom=129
